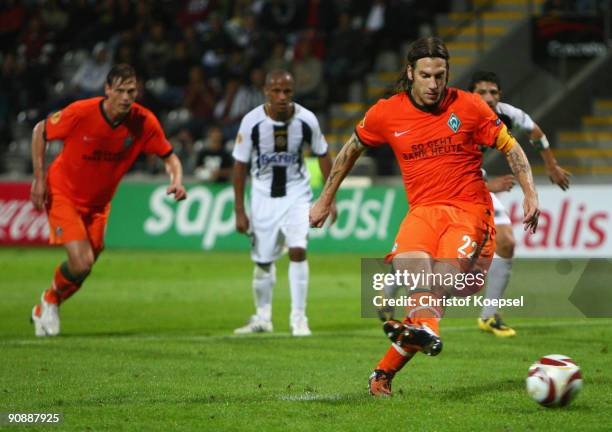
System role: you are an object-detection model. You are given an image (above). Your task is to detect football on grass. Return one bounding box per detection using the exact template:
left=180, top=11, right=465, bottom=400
left=526, top=354, right=583, bottom=407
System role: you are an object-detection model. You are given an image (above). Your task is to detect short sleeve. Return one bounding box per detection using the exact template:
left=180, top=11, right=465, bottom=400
left=312, top=133, right=328, bottom=156
left=498, top=103, right=535, bottom=134
left=232, top=117, right=253, bottom=163
left=473, top=95, right=503, bottom=148
left=511, top=106, right=535, bottom=133
left=143, top=114, right=173, bottom=157
left=355, top=101, right=386, bottom=147
left=44, top=104, right=79, bottom=141
left=305, top=114, right=328, bottom=156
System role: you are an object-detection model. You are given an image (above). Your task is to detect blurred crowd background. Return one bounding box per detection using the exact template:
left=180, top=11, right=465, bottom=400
left=0, top=0, right=609, bottom=181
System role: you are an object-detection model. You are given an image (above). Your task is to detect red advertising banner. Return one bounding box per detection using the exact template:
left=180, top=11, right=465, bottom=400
left=0, top=182, right=49, bottom=246
left=499, top=185, right=611, bottom=258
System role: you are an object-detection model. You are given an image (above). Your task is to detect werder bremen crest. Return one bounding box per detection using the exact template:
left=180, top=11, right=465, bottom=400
left=447, top=113, right=461, bottom=133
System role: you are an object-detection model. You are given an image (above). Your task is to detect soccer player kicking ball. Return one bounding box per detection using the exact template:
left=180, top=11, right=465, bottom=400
left=232, top=70, right=336, bottom=336
left=310, top=37, right=540, bottom=397
left=471, top=70, right=571, bottom=337
left=30, top=64, right=187, bottom=337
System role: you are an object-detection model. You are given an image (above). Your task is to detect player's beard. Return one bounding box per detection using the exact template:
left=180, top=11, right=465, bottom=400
left=424, top=90, right=443, bottom=105
left=422, top=87, right=446, bottom=108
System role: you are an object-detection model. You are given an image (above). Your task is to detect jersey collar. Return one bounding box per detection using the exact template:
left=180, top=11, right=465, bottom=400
left=406, top=87, right=447, bottom=113
left=99, top=99, right=128, bottom=129
left=264, top=103, right=295, bottom=124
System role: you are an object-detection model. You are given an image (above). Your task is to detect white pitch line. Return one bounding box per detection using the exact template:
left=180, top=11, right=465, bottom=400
left=279, top=393, right=344, bottom=401
left=4, top=319, right=612, bottom=345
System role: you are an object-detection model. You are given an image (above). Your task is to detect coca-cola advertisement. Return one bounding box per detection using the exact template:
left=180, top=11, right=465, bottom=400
left=0, top=182, right=50, bottom=246
left=499, top=185, right=611, bottom=258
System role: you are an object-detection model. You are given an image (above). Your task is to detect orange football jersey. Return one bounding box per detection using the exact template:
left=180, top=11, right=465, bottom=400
left=356, top=87, right=505, bottom=212
left=45, top=97, right=172, bottom=208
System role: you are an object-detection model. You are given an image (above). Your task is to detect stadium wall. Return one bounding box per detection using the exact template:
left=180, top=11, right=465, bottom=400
left=1, top=182, right=611, bottom=257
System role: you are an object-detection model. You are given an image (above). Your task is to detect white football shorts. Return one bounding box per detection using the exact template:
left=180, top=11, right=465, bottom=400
left=249, top=187, right=311, bottom=263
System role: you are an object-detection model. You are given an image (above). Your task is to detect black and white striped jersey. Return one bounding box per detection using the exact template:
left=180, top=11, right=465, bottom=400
left=495, top=102, right=535, bottom=134
left=232, top=103, right=328, bottom=197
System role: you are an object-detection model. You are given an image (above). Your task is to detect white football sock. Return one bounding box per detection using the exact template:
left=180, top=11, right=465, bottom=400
left=481, top=254, right=513, bottom=319
left=289, top=260, right=309, bottom=319
left=253, top=264, right=275, bottom=321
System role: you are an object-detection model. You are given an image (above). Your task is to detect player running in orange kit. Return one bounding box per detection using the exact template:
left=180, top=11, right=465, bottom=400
left=309, top=37, right=540, bottom=396
left=30, top=64, right=187, bottom=337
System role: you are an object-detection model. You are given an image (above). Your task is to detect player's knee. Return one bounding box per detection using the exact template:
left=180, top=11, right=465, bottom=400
left=255, top=262, right=273, bottom=276
left=254, top=263, right=276, bottom=283
left=288, top=248, right=306, bottom=262
left=71, top=255, right=95, bottom=278
left=256, top=262, right=272, bottom=272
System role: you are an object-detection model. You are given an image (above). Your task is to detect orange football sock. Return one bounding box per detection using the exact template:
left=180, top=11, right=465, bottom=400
left=43, top=263, right=83, bottom=305
left=376, top=343, right=416, bottom=374
left=405, top=290, right=442, bottom=317
left=43, top=287, right=60, bottom=305
left=400, top=291, right=442, bottom=336
left=58, top=284, right=81, bottom=303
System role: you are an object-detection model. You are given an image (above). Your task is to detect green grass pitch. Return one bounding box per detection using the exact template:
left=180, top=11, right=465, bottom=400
left=1, top=248, right=611, bottom=431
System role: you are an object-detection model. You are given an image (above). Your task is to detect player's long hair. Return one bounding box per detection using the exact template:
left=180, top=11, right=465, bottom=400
left=395, top=37, right=450, bottom=93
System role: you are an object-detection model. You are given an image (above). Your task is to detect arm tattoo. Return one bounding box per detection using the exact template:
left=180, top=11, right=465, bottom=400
left=322, top=133, right=365, bottom=196
left=506, top=146, right=529, bottom=176
left=506, top=144, right=536, bottom=196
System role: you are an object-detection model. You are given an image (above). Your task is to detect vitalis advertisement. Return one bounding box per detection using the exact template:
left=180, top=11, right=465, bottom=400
left=497, top=186, right=610, bottom=258
left=1, top=182, right=611, bottom=257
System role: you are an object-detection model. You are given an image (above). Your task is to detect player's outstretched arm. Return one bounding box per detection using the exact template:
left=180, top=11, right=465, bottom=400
left=163, top=153, right=187, bottom=201
left=310, top=133, right=365, bottom=228
left=232, top=160, right=250, bottom=234
left=529, top=124, right=571, bottom=190
left=316, top=153, right=338, bottom=224
left=30, top=121, right=47, bottom=211
left=506, top=143, right=540, bottom=233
